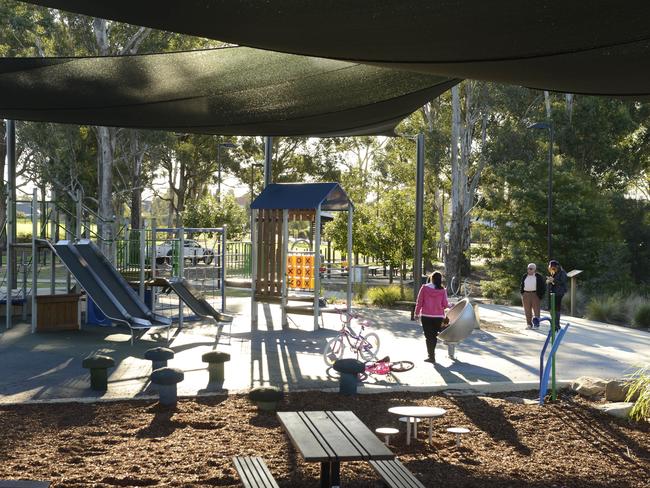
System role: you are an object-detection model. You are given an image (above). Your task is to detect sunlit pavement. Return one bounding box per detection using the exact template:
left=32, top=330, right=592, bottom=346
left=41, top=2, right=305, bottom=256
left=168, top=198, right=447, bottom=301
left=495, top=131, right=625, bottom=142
left=1, top=295, right=648, bottom=404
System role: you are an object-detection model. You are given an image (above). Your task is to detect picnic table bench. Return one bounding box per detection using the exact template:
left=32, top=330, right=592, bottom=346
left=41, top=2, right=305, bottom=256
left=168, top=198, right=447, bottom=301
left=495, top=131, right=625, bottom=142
left=278, top=410, right=394, bottom=488
left=370, top=459, right=426, bottom=488
left=232, top=456, right=279, bottom=488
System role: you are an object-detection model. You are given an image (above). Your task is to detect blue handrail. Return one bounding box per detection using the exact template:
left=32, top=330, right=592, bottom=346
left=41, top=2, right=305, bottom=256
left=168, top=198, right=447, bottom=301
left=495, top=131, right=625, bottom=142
left=539, top=321, right=570, bottom=405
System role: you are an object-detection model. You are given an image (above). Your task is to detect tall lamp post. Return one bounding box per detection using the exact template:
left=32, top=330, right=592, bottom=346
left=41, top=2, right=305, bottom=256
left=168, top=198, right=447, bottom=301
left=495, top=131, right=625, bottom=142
left=216, top=141, right=236, bottom=203
left=528, top=121, right=554, bottom=263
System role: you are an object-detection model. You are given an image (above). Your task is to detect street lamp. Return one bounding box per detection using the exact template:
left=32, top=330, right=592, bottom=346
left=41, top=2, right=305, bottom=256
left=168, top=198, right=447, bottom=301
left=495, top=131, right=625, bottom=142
left=528, top=121, right=554, bottom=264
left=216, top=141, right=236, bottom=203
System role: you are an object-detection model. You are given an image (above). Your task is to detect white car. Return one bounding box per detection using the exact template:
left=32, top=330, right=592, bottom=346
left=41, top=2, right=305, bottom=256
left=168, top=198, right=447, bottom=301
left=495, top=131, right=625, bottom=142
left=156, top=239, right=214, bottom=265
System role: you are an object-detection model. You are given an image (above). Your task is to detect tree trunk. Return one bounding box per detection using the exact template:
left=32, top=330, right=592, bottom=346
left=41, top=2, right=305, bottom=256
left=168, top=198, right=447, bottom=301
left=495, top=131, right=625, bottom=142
left=446, top=84, right=463, bottom=284
left=129, top=131, right=144, bottom=230
left=435, top=187, right=445, bottom=262
left=96, top=125, right=115, bottom=259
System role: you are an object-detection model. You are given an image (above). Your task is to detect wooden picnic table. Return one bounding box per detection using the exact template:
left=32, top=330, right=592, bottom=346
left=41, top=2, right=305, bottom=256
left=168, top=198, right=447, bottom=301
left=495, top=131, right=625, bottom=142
left=277, top=410, right=394, bottom=488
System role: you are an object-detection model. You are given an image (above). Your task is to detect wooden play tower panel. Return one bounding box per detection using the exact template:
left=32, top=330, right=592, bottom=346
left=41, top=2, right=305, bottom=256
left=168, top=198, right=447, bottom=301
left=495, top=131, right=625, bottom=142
left=250, top=183, right=354, bottom=331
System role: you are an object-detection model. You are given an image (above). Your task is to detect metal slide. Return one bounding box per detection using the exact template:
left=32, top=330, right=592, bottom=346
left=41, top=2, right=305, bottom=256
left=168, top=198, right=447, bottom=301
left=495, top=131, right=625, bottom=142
left=53, top=240, right=171, bottom=343
left=167, top=277, right=233, bottom=323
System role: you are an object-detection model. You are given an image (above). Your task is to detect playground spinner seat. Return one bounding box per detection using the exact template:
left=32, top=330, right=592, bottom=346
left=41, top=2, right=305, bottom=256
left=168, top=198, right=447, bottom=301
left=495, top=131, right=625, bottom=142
left=438, top=298, right=479, bottom=345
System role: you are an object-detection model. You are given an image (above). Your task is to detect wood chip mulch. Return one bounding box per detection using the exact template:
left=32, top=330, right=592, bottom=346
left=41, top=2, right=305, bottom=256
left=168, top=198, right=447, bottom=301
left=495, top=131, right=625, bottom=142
left=0, top=390, right=648, bottom=487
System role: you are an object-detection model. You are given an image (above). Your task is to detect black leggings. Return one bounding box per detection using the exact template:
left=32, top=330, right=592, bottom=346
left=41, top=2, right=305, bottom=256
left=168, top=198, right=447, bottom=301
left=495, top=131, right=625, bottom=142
left=421, top=316, right=444, bottom=359
left=553, top=294, right=564, bottom=328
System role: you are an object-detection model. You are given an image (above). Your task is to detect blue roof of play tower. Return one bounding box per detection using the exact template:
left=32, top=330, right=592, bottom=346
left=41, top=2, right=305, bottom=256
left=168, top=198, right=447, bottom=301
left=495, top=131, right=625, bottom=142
left=251, top=183, right=352, bottom=211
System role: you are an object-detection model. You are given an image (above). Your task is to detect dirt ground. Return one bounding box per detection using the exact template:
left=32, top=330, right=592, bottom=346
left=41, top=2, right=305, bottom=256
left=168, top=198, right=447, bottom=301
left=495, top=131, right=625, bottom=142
left=0, top=390, right=648, bottom=487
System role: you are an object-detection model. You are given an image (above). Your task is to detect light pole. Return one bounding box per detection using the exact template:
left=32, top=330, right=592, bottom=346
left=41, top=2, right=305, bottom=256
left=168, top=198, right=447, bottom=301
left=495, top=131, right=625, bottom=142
left=216, top=141, right=236, bottom=203
left=528, top=121, right=554, bottom=263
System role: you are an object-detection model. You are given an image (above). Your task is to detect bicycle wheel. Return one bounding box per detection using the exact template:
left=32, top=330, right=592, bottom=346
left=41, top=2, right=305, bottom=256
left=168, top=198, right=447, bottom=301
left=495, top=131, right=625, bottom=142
left=449, top=276, right=459, bottom=297
left=357, top=332, right=380, bottom=362
left=323, top=336, right=345, bottom=366
left=390, top=360, right=415, bottom=373
left=462, top=279, right=472, bottom=298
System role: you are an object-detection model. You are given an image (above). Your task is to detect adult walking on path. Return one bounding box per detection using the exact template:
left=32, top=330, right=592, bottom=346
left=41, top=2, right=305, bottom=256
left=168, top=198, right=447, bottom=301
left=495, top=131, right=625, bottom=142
left=414, top=271, right=449, bottom=364
left=520, top=263, right=545, bottom=329
left=547, top=260, right=568, bottom=329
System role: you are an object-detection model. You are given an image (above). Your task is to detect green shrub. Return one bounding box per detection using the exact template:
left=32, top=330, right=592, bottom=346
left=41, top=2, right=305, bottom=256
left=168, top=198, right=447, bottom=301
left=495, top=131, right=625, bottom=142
left=367, top=285, right=402, bottom=307
left=586, top=293, right=650, bottom=326
left=633, top=303, right=650, bottom=329
left=481, top=278, right=515, bottom=301
left=626, top=366, right=650, bottom=422
left=585, top=295, right=628, bottom=324
left=509, top=291, right=522, bottom=306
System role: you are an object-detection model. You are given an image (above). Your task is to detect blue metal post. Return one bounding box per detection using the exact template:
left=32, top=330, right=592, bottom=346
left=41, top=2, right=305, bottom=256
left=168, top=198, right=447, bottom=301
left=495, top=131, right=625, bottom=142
left=221, top=225, right=227, bottom=313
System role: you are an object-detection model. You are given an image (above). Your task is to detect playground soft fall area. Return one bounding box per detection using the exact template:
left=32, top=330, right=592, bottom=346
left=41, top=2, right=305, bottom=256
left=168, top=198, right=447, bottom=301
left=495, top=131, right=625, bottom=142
left=1, top=391, right=648, bottom=488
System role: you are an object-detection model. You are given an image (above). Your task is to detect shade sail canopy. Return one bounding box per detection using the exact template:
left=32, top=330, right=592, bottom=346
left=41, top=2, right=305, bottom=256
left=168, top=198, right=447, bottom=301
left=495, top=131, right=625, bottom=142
left=251, top=183, right=351, bottom=211
left=19, top=0, right=650, bottom=97
left=0, top=47, right=456, bottom=136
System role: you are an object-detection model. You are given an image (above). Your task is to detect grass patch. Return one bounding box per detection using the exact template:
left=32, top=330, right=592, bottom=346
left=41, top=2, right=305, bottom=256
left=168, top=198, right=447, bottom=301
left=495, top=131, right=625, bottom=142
left=586, top=293, right=649, bottom=327
left=633, top=302, right=650, bottom=329
left=626, top=366, right=650, bottom=422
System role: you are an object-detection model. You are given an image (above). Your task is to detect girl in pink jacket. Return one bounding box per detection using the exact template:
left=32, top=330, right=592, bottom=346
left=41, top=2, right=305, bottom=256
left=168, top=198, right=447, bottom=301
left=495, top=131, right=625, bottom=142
left=414, top=271, right=449, bottom=364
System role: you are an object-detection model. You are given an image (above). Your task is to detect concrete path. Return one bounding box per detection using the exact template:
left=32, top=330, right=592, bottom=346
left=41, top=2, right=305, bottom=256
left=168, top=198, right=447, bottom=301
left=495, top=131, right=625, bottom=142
left=1, top=296, right=648, bottom=404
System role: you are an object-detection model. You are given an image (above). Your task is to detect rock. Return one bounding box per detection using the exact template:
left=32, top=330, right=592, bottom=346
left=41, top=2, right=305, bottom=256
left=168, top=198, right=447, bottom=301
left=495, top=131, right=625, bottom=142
left=444, top=389, right=482, bottom=397
left=596, top=402, right=634, bottom=419
left=605, top=380, right=639, bottom=402
left=571, top=376, right=608, bottom=397
left=504, top=396, right=538, bottom=405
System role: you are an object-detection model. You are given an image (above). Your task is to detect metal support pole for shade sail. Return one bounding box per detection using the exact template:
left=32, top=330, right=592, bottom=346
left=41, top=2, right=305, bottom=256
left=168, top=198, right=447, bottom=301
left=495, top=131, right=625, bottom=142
left=50, top=193, right=56, bottom=295
left=281, top=210, right=289, bottom=328
left=346, top=204, right=353, bottom=313
left=178, top=227, right=185, bottom=330
left=250, top=209, right=258, bottom=330
left=313, top=204, right=322, bottom=331
left=5, top=119, right=16, bottom=329
left=139, top=223, right=146, bottom=302
left=31, top=188, right=38, bottom=333
left=413, top=133, right=425, bottom=301
left=263, top=136, right=272, bottom=188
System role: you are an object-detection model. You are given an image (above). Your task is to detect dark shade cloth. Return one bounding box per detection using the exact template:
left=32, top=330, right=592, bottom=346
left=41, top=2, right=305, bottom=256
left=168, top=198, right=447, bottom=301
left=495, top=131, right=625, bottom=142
left=251, top=183, right=351, bottom=211
left=0, top=47, right=457, bottom=136
left=18, top=0, right=650, bottom=97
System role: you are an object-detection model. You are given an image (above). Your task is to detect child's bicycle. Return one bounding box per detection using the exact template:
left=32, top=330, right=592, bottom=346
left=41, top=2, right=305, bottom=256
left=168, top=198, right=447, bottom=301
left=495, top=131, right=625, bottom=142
left=358, top=356, right=414, bottom=381
left=323, top=307, right=380, bottom=366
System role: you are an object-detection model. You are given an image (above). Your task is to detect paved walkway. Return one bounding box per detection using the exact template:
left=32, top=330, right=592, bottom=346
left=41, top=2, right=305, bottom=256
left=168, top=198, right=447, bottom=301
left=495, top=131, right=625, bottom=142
left=1, top=296, right=648, bottom=404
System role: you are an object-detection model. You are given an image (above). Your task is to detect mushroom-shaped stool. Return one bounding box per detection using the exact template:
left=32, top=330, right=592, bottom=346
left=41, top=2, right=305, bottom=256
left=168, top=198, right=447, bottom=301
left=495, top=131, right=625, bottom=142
left=82, top=354, right=115, bottom=391
left=249, top=386, right=285, bottom=412
left=202, top=351, right=231, bottom=383
left=144, top=347, right=175, bottom=371
left=447, top=427, right=470, bottom=448
left=333, top=359, right=365, bottom=396
left=151, top=367, right=184, bottom=406
left=375, top=427, right=399, bottom=446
